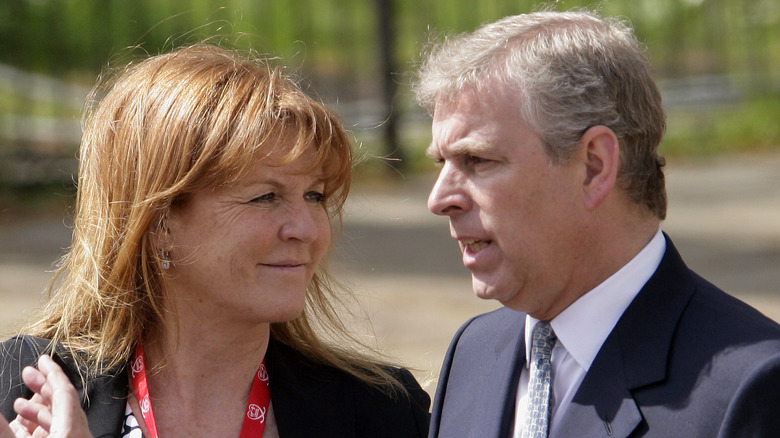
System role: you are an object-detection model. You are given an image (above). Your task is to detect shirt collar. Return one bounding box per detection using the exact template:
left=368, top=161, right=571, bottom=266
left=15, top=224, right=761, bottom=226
left=525, top=229, right=666, bottom=370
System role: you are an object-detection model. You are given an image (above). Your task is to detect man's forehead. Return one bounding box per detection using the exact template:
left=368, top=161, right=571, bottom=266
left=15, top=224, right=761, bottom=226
left=427, top=90, right=499, bottom=158
left=432, top=89, right=484, bottom=119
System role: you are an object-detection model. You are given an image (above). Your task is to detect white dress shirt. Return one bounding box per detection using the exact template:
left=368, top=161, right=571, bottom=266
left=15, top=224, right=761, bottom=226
left=512, top=229, right=666, bottom=438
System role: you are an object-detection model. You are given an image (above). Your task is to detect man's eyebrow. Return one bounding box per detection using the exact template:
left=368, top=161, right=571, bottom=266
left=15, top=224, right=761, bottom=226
left=427, top=139, right=491, bottom=159
left=425, top=143, right=440, bottom=158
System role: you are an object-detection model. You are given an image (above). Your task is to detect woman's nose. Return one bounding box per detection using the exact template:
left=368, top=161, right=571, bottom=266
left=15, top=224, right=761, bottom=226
left=279, top=203, right=322, bottom=243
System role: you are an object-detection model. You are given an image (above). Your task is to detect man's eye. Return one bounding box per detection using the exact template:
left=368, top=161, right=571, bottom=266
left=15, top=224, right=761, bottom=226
left=465, top=155, right=487, bottom=165
left=305, top=191, right=326, bottom=204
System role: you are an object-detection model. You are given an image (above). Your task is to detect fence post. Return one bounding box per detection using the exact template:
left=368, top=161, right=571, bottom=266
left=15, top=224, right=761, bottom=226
left=374, top=0, right=406, bottom=174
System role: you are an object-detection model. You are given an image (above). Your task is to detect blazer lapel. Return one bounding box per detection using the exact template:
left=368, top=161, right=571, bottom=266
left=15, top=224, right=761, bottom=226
left=434, top=308, right=526, bottom=438
left=555, top=235, right=696, bottom=438
left=479, top=317, right=527, bottom=437
left=554, top=336, right=642, bottom=438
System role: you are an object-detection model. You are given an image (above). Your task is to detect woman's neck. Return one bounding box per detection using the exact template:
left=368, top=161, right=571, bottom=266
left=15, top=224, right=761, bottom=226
left=138, top=316, right=271, bottom=437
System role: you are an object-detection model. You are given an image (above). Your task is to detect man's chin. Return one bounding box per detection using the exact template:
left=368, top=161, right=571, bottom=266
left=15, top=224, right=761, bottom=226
left=471, top=276, right=528, bottom=312
left=471, top=276, right=503, bottom=301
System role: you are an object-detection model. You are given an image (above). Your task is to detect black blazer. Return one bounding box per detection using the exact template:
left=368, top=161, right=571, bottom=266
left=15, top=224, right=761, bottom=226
left=0, top=336, right=430, bottom=437
left=429, top=235, right=780, bottom=437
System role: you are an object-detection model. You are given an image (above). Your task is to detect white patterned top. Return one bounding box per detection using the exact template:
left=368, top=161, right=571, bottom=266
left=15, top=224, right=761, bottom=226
left=121, top=402, right=144, bottom=438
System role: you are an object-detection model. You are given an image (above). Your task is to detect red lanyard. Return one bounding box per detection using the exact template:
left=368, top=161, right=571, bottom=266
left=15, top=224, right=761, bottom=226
left=130, top=344, right=271, bottom=438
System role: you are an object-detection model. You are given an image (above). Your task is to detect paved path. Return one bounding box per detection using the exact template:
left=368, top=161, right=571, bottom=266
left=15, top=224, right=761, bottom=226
left=1, top=152, right=779, bottom=396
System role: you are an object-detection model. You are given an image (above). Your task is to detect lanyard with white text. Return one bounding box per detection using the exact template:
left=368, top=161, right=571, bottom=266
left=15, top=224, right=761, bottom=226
left=130, top=343, right=271, bottom=438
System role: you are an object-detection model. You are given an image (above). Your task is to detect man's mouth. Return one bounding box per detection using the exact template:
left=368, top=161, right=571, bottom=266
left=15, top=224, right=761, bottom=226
left=462, top=239, right=489, bottom=252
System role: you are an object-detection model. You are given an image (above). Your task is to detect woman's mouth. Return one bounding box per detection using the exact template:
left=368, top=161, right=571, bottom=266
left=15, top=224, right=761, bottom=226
left=261, top=262, right=306, bottom=269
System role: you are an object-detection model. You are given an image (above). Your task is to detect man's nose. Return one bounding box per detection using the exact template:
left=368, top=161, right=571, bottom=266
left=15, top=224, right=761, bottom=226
left=428, top=163, right=469, bottom=216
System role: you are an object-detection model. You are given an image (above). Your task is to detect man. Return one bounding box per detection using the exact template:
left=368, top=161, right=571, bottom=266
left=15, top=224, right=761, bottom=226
left=414, top=9, right=780, bottom=438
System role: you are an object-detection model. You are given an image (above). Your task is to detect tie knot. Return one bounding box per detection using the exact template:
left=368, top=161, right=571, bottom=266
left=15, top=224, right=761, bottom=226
left=532, top=321, right=556, bottom=359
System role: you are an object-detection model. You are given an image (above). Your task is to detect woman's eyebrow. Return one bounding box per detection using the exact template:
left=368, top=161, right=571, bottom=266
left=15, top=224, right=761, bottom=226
left=244, top=174, right=326, bottom=189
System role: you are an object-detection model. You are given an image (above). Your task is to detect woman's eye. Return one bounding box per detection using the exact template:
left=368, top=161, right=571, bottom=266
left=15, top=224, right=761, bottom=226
left=305, top=191, right=326, bottom=204
left=250, top=193, right=276, bottom=203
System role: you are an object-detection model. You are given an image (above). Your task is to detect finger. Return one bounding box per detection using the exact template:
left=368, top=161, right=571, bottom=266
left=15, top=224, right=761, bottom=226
left=14, top=393, right=49, bottom=431
left=31, top=356, right=60, bottom=392
left=13, top=398, right=52, bottom=433
left=20, top=368, right=49, bottom=402
left=15, top=380, right=53, bottom=432
left=15, top=393, right=88, bottom=438
left=17, top=356, right=89, bottom=437
left=30, top=427, right=49, bottom=438
left=32, top=357, right=90, bottom=437
left=10, top=415, right=35, bottom=436
left=34, top=356, right=62, bottom=380
left=34, top=357, right=77, bottom=403
left=8, top=419, right=34, bottom=438
left=21, top=355, right=80, bottom=412
left=36, top=356, right=82, bottom=406
left=48, top=389, right=91, bottom=438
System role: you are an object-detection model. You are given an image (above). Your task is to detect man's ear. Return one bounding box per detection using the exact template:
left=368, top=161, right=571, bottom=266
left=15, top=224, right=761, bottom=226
left=580, top=125, right=620, bottom=210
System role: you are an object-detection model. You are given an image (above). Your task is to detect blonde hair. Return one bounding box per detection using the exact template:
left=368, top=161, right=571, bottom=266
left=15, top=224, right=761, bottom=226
left=28, top=44, right=402, bottom=391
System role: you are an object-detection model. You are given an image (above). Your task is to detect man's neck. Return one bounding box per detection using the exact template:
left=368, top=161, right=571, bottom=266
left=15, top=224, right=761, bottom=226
left=532, top=215, right=661, bottom=321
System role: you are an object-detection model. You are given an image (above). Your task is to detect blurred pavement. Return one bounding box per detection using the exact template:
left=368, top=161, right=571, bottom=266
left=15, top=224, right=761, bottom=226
left=1, top=151, right=779, bottom=397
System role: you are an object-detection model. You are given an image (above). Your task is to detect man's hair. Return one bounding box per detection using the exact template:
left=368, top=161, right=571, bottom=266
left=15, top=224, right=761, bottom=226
left=414, top=9, right=667, bottom=218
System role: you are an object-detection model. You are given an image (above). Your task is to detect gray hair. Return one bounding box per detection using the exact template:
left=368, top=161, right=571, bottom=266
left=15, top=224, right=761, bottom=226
left=414, top=9, right=667, bottom=219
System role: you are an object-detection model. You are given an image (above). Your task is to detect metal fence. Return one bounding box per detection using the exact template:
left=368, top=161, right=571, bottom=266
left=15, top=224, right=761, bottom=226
left=1, top=0, right=779, bottom=186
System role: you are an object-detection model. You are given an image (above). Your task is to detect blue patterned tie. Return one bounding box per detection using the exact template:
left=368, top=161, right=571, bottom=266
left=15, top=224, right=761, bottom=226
left=522, top=321, right=557, bottom=438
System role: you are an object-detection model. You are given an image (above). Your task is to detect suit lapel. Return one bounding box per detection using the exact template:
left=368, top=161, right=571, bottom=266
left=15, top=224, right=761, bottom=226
left=479, top=316, right=527, bottom=437
left=554, top=336, right=642, bottom=438
left=439, top=308, right=525, bottom=438
left=555, top=235, right=695, bottom=438
left=435, top=308, right=526, bottom=438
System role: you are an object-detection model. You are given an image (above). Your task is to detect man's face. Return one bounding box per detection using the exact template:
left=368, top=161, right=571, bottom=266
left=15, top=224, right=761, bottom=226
left=427, top=87, right=587, bottom=319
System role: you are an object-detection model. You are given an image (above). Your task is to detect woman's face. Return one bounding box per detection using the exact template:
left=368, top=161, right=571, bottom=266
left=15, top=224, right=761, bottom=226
left=163, top=141, right=332, bottom=330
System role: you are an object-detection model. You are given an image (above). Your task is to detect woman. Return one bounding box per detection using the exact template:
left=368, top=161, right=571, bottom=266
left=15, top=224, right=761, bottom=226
left=0, top=44, right=429, bottom=437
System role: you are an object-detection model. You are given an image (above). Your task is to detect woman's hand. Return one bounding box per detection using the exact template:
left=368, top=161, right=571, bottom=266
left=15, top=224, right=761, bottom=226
left=0, top=355, right=92, bottom=438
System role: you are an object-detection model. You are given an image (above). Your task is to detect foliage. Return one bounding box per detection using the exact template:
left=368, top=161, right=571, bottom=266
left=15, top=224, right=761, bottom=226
left=0, top=0, right=778, bottom=182
left=662, top=96, right=780, bottom=156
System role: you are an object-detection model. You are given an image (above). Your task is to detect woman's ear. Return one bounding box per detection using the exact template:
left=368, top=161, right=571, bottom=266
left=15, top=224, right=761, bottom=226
left=580, top=125, right=620, bottom=211
left=154, top=210, right=173, bottom=270
left=154, top=210, right=172, bottom=251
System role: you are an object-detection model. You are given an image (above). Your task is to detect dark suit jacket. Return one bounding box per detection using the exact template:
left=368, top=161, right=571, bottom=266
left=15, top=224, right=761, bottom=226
left=430, top=235, right=780, bottom=437
left=0, top=336, right=430, bottom=437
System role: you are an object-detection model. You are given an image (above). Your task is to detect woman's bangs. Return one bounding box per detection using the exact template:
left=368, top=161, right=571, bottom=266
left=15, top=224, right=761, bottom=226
left=267, top=99, right=353, bottom=211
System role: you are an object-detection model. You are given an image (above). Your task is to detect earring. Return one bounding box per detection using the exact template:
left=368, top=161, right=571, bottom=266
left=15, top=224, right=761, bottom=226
left=160, top=249, right=171, bottom=270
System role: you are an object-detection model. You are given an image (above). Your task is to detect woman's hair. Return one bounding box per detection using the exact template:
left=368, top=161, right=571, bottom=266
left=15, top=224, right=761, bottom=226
left=414, top=9, right=667, bottom=219
left=28, top=44, right=402, bottom=391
